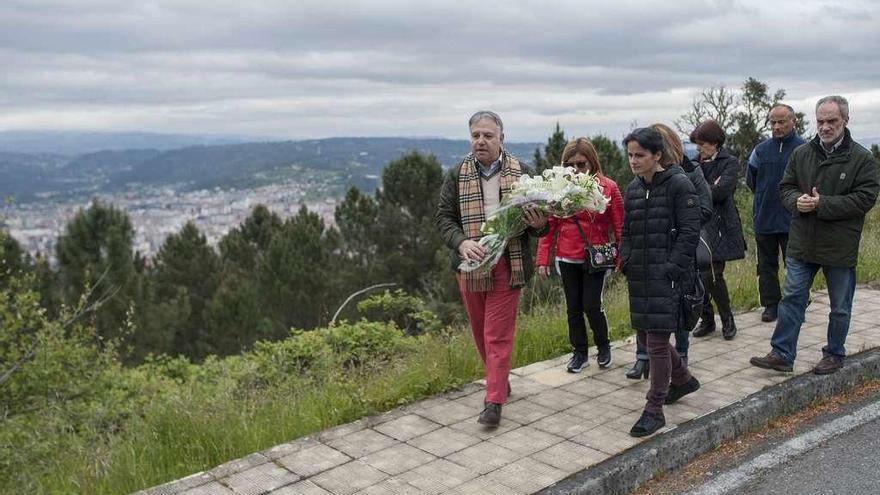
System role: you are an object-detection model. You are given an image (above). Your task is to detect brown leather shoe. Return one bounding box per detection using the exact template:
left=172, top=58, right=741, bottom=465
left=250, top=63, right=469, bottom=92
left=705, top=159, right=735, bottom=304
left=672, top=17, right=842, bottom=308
left=813, top=355, right=844, bottom=375
left=749, top=352, right=793, bottom=372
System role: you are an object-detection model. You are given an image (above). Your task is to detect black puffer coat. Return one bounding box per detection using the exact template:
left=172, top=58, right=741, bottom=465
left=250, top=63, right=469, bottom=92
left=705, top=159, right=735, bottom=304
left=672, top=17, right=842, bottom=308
left=620, top=167, right=701, bottom=333
left=699, top=147, right=746, bottom=261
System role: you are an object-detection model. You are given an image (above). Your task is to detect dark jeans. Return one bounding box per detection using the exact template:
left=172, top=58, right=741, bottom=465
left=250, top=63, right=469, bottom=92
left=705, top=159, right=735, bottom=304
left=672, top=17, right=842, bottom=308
left=755, top=233, right=788, bottom=308
left=701, top=260, right=732, bottom=322
left=770, top=257, right=856, bottom=365
left=643, top=331, right=691, bottom=414
left=558, top=261, right=610, bottom=355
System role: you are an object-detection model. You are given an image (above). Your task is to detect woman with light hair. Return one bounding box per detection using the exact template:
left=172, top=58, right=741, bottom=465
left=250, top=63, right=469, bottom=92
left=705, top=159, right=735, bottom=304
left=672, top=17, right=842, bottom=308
left=536, top=137, right=624, bottom=372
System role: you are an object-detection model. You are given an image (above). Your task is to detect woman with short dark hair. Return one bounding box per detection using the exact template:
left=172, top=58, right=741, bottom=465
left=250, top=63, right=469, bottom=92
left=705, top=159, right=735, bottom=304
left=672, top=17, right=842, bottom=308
left=624, top=123, right=714, bottom=379
left=620, top=127, right=701, bottom=436
left=689, top=120, right=747, bottom=341
left=536, top=138, right=624, bottom=372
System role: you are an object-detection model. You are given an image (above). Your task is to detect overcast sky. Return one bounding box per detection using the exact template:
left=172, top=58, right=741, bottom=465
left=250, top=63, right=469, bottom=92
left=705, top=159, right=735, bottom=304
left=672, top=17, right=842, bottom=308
left=1, top=0, right=878, bottom=143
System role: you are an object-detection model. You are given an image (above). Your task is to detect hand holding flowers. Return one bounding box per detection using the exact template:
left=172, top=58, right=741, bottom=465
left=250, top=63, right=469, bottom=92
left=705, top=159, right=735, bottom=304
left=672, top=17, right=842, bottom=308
left=459, top=166, right=609, bottom=273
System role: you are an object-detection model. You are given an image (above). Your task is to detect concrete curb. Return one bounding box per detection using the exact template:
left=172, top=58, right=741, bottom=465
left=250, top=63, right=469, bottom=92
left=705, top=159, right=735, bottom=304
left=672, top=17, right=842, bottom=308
left=535, top=348, right=880, bottom=495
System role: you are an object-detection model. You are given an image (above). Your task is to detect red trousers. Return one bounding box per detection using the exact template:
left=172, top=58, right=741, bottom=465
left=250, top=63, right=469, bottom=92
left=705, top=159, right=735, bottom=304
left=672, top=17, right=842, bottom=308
left=457, top=258, right=521, bottom=404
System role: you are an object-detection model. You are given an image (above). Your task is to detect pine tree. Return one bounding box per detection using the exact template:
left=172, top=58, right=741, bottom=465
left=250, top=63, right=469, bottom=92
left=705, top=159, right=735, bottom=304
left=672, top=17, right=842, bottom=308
left=55, top=200, right=141, bottom=350
left=374, top=151, right=445, bottom=292
left=334, top=187, right=380, bottom=287
left=871, top=144, right=880, bottom=161
left=533, top=123, right=567, bottom=173
left=150, top=222, right=221, bottom=359
left=218, top=205, right=282, bottom=273
left=591, top=135, right=632, bottom=186
left=260, top=205, right=342, bottom=332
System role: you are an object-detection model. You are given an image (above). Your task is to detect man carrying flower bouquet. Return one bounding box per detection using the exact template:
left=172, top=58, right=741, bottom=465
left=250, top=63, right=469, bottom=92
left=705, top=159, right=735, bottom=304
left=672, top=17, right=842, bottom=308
left=436, top=110, right=549, bottom=427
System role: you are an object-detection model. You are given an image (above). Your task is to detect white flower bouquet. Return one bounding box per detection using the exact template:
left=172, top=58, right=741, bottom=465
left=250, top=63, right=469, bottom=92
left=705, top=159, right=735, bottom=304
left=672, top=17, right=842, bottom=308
left=459, top=166, right=609, bottom=273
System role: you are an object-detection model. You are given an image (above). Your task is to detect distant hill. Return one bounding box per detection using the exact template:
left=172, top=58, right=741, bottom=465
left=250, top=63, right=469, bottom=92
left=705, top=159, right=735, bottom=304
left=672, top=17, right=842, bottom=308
left=0, top=131, right=256, bottom=155
left=0, top=152, right=71, bottom=202
left=1, top=137, right=543, bottom=203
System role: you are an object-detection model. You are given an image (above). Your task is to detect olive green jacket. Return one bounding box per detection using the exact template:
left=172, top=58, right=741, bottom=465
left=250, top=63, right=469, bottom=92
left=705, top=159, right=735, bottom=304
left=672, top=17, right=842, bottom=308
left=435, top=154, right=548, bottom=286
left=780, top=128, right=879, bottom=267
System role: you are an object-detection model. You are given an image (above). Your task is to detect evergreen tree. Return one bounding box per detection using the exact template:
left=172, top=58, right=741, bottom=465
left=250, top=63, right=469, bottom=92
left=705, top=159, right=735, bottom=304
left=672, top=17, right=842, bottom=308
left=203, top=274, right=272, bottom=354
left=334, top=187, right=381, bottom=287
left=260, top=205, right=342, bottom=333
left=55, top=201, right=141, bottom=349
left=591, top=135, right=632, bottom=186
left=150, top=222, right=221, bottom=359
left=218, top=205, right=282, bottom=273
left=374, top=151, right=445, bottom=292
left=0, top=230, right=28, bottom=289
left=872, top=144, right=880, bottom=161
left=533, top=123, right=567, bottom=173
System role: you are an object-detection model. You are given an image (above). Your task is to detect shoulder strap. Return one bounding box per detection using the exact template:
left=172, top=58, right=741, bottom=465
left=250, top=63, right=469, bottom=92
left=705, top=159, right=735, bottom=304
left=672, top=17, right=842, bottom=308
left=572, top=216, right=594, bottom=245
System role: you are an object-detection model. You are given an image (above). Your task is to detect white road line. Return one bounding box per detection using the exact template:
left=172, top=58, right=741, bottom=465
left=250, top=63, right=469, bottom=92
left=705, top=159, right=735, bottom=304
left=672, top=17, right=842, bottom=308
left=686, top=399, right=880, bottom=495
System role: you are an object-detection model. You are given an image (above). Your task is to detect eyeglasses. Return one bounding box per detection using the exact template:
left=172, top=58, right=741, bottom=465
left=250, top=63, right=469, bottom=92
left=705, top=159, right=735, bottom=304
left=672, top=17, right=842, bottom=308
left=563, top=161, right=590, bottom=168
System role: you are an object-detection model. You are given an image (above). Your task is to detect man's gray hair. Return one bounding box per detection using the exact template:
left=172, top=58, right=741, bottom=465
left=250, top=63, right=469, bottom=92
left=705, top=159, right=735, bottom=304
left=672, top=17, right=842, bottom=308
left=770, top=103, right=796, bottom=119
left=469, top=110, right=504, bottom=133
left=816, top=95, right=849, bottom=119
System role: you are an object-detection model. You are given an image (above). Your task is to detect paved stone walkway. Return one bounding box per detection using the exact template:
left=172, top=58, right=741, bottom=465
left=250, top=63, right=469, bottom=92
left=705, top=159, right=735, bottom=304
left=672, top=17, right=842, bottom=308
left=141, top=287, right=880, bottom=495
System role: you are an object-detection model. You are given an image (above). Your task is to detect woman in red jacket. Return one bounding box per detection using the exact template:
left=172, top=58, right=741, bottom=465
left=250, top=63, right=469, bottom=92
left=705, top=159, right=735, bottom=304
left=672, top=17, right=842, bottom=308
left=537, top=137, right=625, bottom=372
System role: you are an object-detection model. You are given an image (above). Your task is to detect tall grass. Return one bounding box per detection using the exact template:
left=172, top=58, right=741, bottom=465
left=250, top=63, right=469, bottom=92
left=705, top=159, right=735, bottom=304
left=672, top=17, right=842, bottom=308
left=20, top=193, right=880, bottom=495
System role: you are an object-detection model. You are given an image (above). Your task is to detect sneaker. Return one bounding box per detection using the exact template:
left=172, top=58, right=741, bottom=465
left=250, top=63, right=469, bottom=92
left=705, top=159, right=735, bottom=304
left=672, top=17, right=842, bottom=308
left=597, top=347, right=612, bottom=368
left=566, top=352, right=589, bottom=373
left=665, top=376, right=700, bottom=404
left=477, top=402, right=502, bottom=427
left=629, top=410, right=665, bottom=437
left=813, top=355, right=844, bottom=375
left=761, top=305, right=778, bottom=322
left=749, top=352, right=793, bottom=372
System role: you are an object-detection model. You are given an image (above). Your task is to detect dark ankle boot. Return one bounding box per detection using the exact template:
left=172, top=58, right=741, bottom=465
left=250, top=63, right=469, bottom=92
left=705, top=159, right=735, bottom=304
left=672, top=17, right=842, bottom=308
left=693, top=317, right=716, bottom=337
left=630, top=410, right=665, bottom=437
left=722, top=314, right=737, bottom=340
left=625, top=359, right=649, bottom=380
left=665, top=376, right=700, bottom=404
left=477, top=403, right=502, bottom=427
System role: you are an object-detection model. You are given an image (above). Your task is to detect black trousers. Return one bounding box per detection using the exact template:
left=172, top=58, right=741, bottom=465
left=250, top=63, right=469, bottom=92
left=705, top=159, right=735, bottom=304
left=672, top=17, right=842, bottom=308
left=558, top=261, right=610, bottom=355
left=701, top=260, right=732, bottom=321
left=755, top=233, right=788, bottom=308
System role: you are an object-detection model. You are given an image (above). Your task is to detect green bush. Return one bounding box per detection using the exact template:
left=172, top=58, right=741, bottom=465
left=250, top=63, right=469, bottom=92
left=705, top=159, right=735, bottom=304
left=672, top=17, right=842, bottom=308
left=357, top=289, right=441, bottom=335
left=324, top=320, right=416, bottom=368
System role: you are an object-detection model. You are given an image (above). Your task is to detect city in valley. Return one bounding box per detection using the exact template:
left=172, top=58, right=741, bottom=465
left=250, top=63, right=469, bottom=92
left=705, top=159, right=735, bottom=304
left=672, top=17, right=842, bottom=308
left=3, top=182, right=338, bottom=264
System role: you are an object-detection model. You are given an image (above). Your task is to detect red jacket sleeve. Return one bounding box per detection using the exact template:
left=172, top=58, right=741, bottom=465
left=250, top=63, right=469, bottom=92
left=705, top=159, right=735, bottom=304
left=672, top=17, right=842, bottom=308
left=606, top=179, right=624, bottom=244
left=536, top=215, right=559, bottom=266
left=603, top=178, right=625, bottom=268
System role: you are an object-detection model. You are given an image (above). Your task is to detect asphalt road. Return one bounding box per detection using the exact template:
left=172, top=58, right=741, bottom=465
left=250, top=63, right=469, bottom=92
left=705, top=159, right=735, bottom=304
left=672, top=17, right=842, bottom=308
left=687, top=398, right=880, bottom=495
left=730, top=416, right=880, bottom=495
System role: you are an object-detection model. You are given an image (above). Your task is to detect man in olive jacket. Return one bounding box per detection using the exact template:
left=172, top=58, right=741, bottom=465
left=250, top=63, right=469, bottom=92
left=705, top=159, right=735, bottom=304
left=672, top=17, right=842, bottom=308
left=435, top=110, right=548, bottom=427
left=751, top=95, right=879, bottom=375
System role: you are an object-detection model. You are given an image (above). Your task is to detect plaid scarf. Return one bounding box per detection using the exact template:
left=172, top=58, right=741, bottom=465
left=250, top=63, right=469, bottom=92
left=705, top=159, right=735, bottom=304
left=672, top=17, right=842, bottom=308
left=458, top=151, right=525, bottom=292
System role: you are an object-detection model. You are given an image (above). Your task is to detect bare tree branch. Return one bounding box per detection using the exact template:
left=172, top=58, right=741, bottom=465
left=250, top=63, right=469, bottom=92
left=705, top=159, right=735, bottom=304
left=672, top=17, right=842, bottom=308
left=330, top=283, right=398, bottom=326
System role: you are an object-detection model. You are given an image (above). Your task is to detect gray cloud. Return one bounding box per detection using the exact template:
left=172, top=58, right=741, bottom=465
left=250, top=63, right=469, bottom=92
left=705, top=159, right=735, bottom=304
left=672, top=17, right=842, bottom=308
left=0, top=0, right=878, bottom=141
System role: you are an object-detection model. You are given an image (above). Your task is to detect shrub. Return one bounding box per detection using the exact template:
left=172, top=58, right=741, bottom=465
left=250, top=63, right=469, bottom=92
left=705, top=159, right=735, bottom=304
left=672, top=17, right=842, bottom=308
left=357, top=289, right=441, bottom=335
left=324, top=320, right=415, bottom=368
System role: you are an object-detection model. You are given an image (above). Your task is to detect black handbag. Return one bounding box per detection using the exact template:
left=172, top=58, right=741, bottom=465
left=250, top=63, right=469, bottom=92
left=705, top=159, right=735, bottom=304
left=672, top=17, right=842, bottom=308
left=696, top=229, right=713, bottom=270
left=679, top=270, right=706, bottom=332
left=573, top=216, right=617, bottom=273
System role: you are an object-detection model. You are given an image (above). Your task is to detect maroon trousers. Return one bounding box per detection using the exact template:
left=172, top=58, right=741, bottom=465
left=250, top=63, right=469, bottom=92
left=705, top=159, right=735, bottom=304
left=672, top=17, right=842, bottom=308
left=457, top=258, right=521, bottom=404
left=638, top=330, right=692, bottom=414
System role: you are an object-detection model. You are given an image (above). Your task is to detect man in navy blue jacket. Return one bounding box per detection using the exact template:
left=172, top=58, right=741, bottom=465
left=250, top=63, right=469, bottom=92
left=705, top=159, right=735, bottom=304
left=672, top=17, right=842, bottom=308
left=747, top=104, right=806, bottom=322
